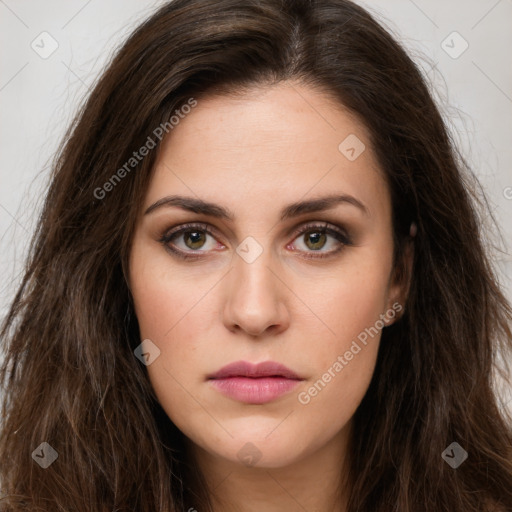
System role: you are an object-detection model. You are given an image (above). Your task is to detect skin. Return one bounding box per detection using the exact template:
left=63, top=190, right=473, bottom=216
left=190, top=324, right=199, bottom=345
left=128, top=80, right=411, bottom=512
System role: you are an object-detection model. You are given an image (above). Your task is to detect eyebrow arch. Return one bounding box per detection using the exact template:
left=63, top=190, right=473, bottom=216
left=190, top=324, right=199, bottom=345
left=144, top=193, right=369, bottom=220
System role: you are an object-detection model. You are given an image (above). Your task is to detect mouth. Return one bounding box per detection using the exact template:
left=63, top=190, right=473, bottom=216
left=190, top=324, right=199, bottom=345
left=207, top=360, right=304, bottom=405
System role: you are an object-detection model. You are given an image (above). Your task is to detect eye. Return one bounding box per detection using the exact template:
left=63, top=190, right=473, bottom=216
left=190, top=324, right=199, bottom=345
left=288, top=222, right=351, bottom=259
left=159, top=223, right=223, bottom=259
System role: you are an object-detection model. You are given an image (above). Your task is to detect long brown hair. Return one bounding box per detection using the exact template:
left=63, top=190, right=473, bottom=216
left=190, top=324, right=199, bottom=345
left=1, top=0, right=511, bottom=510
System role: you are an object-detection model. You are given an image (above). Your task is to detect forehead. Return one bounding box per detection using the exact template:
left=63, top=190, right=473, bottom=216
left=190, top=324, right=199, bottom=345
left=144, top=81, right=390, bottom=221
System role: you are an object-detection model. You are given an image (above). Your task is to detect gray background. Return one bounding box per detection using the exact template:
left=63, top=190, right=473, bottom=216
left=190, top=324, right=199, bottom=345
left=1, top=0, right=511, bottom=409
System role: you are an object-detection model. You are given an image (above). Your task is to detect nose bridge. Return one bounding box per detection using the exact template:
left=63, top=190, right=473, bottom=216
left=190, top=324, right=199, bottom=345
left=233, top=242, right=274, bottom=294
left=223, top=237, right=288, bottom=336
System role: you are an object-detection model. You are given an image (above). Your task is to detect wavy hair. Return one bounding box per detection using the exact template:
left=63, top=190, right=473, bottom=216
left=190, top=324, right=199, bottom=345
left=1, top=0, right=511, bottom=510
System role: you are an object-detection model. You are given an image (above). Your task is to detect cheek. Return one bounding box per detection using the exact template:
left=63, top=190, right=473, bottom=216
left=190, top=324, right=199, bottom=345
left=129, top=241, right=215, bottom=343
left=295, top=248, right=392, bottom=360
left=291, top=250, right=391, bottom=416
left=128, top=244, right=220, bottom=423
left=129, top=280, right=210, bottom=439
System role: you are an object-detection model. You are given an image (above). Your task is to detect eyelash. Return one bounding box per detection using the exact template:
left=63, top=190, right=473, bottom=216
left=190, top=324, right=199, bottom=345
left=158, top=222, right=352, bottom=261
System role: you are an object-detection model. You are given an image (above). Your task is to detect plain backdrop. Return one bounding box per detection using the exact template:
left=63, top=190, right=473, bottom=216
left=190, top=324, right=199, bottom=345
left=0, top=0, right=511, bottom=408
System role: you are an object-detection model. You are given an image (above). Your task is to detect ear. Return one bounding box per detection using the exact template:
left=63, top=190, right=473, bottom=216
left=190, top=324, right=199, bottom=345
left=385, top=237, right=414, bottom=325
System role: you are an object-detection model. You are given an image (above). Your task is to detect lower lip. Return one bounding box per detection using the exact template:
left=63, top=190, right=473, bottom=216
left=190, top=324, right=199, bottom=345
left=209, top=377, right=301, bottom=404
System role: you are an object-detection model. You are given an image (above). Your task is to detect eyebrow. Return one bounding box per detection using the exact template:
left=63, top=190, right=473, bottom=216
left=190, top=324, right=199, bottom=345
left=144, top=193, right=369, bottom=220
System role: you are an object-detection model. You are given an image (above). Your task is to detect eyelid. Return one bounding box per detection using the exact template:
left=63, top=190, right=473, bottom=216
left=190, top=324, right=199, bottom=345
left=159, top=222, right=221, bottom=245
left=288, top=221, right=351, bottom=244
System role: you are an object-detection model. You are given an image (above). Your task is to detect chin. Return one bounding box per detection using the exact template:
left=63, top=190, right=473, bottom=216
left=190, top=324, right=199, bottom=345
left=194, top=422, right=317, bottom=469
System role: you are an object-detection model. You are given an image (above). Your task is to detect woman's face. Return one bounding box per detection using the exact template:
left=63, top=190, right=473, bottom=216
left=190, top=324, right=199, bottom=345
left=129, top=81, right=406, bottom=469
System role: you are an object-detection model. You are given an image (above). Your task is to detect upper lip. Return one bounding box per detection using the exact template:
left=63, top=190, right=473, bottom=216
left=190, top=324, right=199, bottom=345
left=208, top=360, right=302, bottom=380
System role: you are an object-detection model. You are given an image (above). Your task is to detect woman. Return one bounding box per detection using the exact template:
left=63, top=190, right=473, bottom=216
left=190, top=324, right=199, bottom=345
left=1, top=0, right=511, bottom=510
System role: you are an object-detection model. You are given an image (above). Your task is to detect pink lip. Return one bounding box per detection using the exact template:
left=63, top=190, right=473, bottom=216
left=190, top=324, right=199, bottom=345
left=207, top=360, right=303, bottom=404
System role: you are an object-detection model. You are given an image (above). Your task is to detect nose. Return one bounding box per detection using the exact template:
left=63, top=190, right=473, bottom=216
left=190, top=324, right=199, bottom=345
left=222, top=246, right=290, bottom=337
